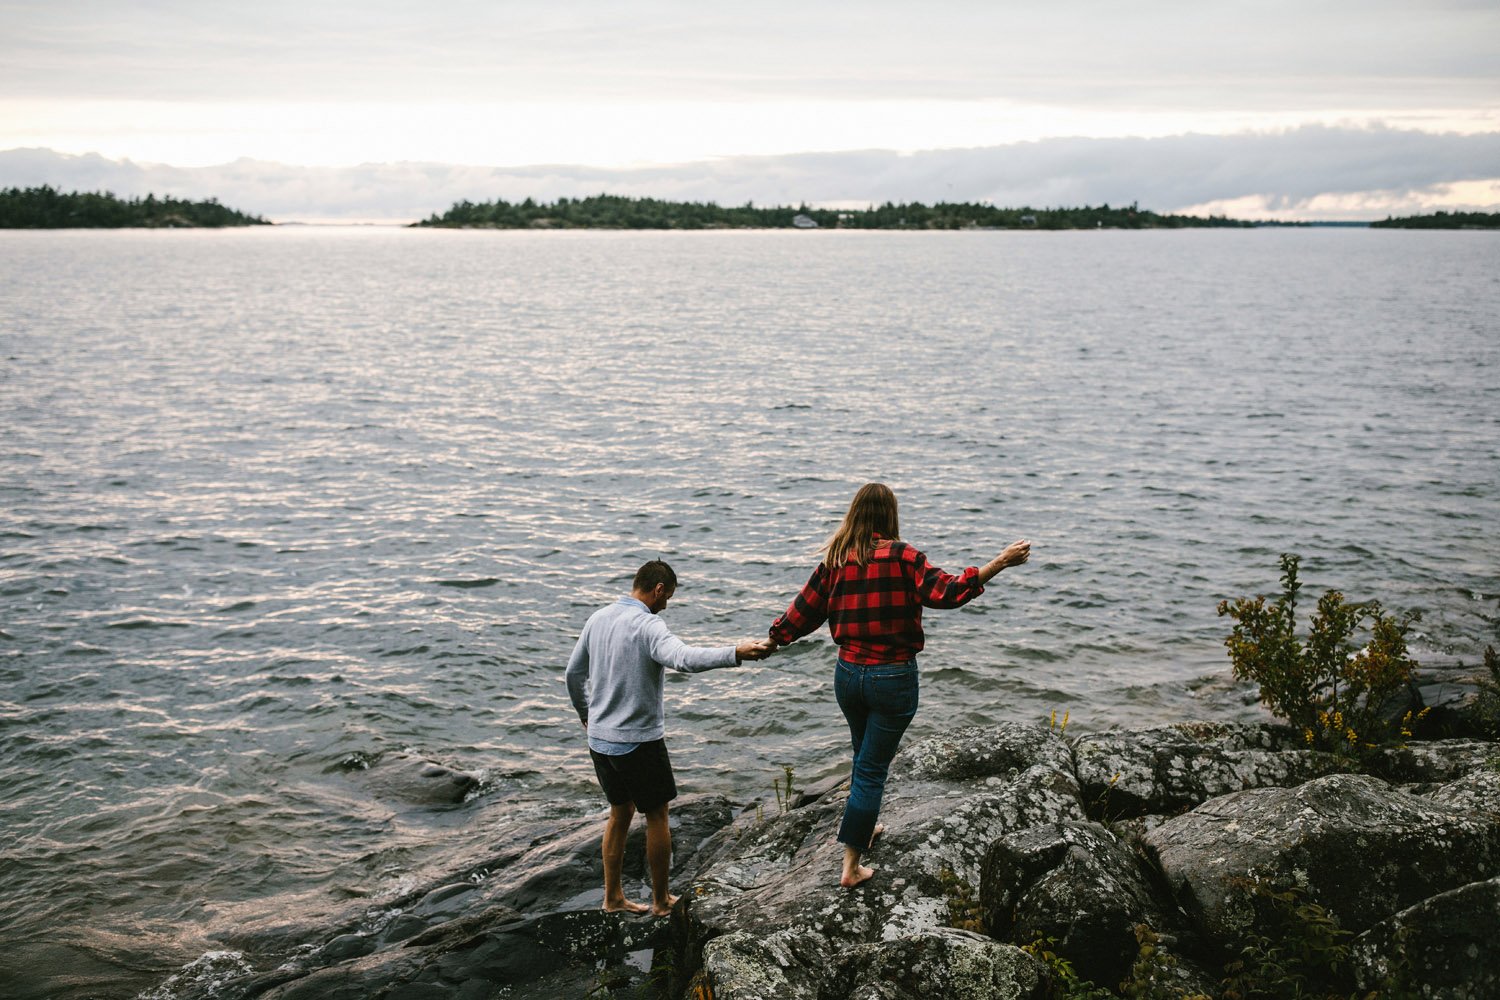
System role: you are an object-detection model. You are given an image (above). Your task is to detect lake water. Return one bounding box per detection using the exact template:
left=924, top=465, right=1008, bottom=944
left=2, top=227, right=1497, bottom=998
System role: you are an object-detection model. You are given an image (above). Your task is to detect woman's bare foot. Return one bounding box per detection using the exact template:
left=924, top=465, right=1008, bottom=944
left=649, top=892, right=680, bottom=917
left=840, top=864, right=875, bottom=888
left=868, top=824, right=885, bottom=849
left=603, top=897, right=650, bottom=914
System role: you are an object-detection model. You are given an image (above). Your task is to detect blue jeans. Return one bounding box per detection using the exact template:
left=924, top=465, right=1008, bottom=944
left=834, top=657, right=918, bottom=850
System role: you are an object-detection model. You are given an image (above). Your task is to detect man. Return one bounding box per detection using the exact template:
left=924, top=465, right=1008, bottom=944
left=566, top=559, right=773, bottom=915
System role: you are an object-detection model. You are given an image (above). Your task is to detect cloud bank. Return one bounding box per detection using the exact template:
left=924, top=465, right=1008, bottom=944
left=4, top=125, right=1498, bottom=223
left=4, top=1, right=1495, bottom=111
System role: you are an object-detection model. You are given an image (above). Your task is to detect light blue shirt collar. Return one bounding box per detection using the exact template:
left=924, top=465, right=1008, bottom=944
left=619, top=596, right=650, bottom=613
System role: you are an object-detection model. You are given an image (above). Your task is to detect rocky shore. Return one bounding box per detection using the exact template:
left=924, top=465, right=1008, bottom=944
left=169, top=720, right=1499, bottom=1000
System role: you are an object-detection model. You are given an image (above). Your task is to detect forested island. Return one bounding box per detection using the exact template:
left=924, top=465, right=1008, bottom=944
left=414, top=195, right=1255, bottom=230
left=0, top=186, right=270, bottom=228
left=1370, top=210, right=1500, bottom=229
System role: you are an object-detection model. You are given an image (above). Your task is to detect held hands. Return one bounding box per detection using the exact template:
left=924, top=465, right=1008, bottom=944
left=736, top=638, right=776, bottom=662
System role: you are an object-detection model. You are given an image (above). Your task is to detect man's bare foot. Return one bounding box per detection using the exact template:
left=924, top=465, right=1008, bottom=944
left=603, top=898, right=650, bottom=914
left=840, top=864, right=875, bottom=888
left=868, top=824, right=885, bottom=849
left=649, top=892, right=680, bottom=916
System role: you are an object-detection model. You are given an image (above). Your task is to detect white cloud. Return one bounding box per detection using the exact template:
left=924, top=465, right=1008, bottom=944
left=1178, top=180, right=1500, bottom=223
left=4, top=125, right=1497, bottom=223
left=7, top=97, right=1495, bottom=170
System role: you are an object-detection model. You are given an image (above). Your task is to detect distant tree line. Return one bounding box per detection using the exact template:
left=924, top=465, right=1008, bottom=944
left=0, top=186, right=270, bottom=228
left=1370, top=210, right=1500, bottom=229
left=414, top=194, right=1255, bottom=230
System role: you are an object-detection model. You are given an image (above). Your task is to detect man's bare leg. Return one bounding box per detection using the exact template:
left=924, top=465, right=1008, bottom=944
left=602, top=802, right=648, bottom=913
left=643, top=803, right=678, bottom=915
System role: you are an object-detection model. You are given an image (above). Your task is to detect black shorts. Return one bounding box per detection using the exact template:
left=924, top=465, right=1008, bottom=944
left=589, top=738, right=677, bottom=813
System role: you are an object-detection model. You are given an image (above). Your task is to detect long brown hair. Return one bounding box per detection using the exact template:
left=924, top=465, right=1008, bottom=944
left=820, top=483, right=900, bottom=569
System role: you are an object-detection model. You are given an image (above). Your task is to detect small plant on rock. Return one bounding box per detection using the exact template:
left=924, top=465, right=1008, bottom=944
left=772, top=764, right=797, bottom=814
left=1023, top=936, right=1115, bottom=1000
left=937, top=865, right=986, bottom=933
left=1218, top=554, right=1420, bottom=755
left=1470, top=644, right=1500, bottom=738
left=1119, top=924, right=1212, bottom=1000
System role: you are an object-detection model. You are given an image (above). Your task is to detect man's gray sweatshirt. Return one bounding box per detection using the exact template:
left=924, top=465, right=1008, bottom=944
left=565, top=597, right=738, bottom=743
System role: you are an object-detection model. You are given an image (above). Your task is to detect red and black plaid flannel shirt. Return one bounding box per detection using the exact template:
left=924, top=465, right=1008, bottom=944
left=768, top=538, right=984, bottom=664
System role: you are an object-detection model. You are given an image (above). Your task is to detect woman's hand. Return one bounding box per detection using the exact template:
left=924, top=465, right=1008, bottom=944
left=979, top=539, right=1030, bottom=583
left=999, top=539, right=1031, bottom=568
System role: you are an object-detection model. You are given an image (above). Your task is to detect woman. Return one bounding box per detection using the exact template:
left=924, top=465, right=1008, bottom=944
left=768, top=483, right=1030, bottom=887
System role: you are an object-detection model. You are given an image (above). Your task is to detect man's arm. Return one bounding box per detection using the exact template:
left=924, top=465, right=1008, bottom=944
left=564, top=624, right=591, bottom=725
left=645, top=617, right=746, bottom=673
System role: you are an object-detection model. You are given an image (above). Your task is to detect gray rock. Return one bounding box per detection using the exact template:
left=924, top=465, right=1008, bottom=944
left=696, top=927, right=833, bottom=1000
left=248, top=947, right=431, bottom=1000
left=171, top=795, right=737, bottom=1000
left=1417, top=766, right=1500, bottom=817
left=351, top=751, right=479, bottom=805
left=889, top=722, right=1074, bottom=784
left=251, top=908, right=672, bottom=1000
left=1147, top=772, right=1500, bottom=948
left=479, top=791, right=735, bottom=913
left=691, top=737, right=1083, bottom=936
left=1350, top=876, right=1500, bottom=999
left=789, top=770, right=851, bottom=809
left=319, top=933, right=376, bottom=961
left=152, top=723, right=1500, bottom=1000
left=839, top=929, right=1046, bottom=1000
left=697, top=926, right=1045, bottom=1000
left=1363, top=739, right=1497, bottom=784
left=377, top=913, right=430, bottom=944
left=403, top=903, right=523, bottom=949
left=1073, top=722, right=1346, bottom=819
left=411, top=881, right=477, bottom=918
left=980, top=821, right=1172, bottom=986
left=676, top=725, right=1084, bottom=998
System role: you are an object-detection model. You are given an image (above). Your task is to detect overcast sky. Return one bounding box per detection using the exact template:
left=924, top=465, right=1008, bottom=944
left=2, top=0, right=1498, bottom=220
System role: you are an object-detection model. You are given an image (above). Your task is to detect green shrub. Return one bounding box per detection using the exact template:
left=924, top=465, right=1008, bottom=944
left=1218, top=555, right=1420, bottom=754
left=1219, top=880, right=1352, bottom=1000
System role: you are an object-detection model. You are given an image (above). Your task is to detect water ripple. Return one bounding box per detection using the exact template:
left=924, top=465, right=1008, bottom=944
left=1, top=228, right=1497, bottom=998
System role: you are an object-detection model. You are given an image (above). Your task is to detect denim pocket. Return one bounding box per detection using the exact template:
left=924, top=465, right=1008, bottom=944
left=867, top=670, right=918, bottom=716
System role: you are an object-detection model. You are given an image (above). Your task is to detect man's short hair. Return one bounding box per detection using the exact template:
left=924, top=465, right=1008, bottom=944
left=633, top=559, right=677, bottom=594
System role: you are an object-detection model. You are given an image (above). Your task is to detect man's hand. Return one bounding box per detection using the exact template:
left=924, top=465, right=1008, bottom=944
left=736, top=638, right=775, bottom=662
